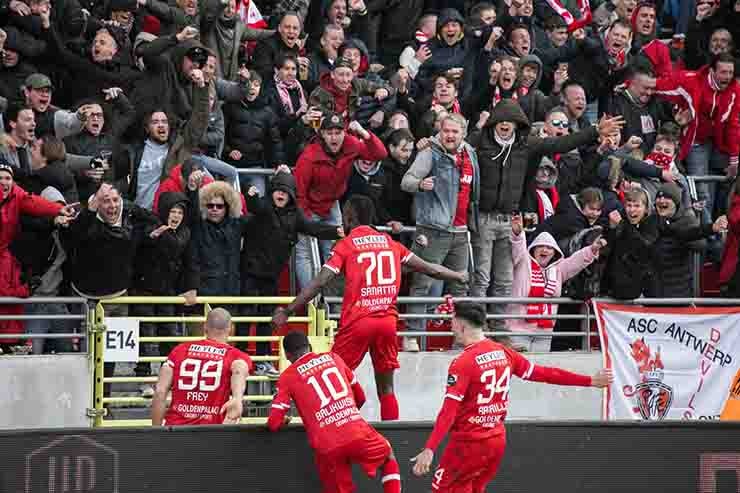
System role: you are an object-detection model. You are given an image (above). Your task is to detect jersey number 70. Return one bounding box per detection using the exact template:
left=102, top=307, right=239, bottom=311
left=357, top=251, right=397, bottom=286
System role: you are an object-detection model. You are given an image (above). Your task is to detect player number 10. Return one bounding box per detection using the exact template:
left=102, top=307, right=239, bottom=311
left=307, top=367, right=349, bottom=408
left=477, top=367, right=511, bottom=404
left=357, top=251, right=397, bottom=286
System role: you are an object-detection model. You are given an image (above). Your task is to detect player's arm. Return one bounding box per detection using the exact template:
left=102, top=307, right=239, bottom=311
left=151, top=363, right=174, bottom=426
left=221, top=359, right=250, bottom=425
left=405, top=254, right=468, bottom=284
left=272, top=267, right=337, bottom=327
left=511, top=350, right=613, bottom=387
left=339, top=357, right=367, bottom=408
left=267, top=378, right=293, bottom=432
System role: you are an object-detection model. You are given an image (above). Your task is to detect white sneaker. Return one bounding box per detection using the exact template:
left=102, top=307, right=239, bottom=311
left=140, top=384, right=155, bottom=398
left=402, top=337, right=420, bottom=352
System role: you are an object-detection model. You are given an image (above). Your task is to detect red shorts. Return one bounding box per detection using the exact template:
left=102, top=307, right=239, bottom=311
left=315, top=428, right=392, bottom=493
left=432, top=433, right=506, bottom=493
left=332, top=315, right=399, bottom=373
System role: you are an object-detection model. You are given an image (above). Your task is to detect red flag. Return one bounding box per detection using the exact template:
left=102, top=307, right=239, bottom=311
left=239, top=0, right=268, bottom=28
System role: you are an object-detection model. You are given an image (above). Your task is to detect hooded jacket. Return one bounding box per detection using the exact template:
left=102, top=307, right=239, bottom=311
left=242, top=172, right=340, bottom=280
left=468, top=99, right=600, bottom=214
left=132, top=191, right=198, bottom=294
left=223, top=94, right=285, bottom=167
left=189, top=181, right=250, bottom=296
left=655, top=65, right=740, bottom=165
left=517, top=54, right=559, bottom=124
left=507, top=230, right=596, bottom=333
left=294, top=131, right=388, bottom=217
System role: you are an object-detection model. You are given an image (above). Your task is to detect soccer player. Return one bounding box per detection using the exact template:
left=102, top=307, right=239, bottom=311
left=268, top=331, right=402, bottom=493
left=272, top=194, right=468, bottom=420
left=411, top=302, right=613, bottom=492
left=152, top=308, right=253, bottom=426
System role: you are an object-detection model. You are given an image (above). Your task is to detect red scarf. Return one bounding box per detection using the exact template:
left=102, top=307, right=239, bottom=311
left=432, top=97, right=461, bottom=114
left=493, top=85, right=519, bottom=107
left=645, top=151, right=673, bottom=172
left=526, top=260, right=558, bottom=329
left=536, top=188, right=559, bottom=222
left=543, top=0, right=592, bottom=32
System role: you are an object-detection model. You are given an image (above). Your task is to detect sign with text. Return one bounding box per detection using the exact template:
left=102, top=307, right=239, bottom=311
left=103, top=318, right=139, bottom=363
left=594, top=302, right=740, bottom=420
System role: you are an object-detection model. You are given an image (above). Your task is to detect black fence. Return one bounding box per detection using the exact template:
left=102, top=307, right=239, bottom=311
left=3, top=422, right=740, bottom=493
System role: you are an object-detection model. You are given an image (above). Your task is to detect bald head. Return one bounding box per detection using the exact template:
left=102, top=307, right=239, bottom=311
left=206, top=308, right=232, bottom=331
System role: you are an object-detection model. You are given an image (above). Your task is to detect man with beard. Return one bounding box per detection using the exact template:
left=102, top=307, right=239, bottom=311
left=293, top=113, right=387, bottom=290
left=687, top=27, right=734, bottom=69
left=655, top=53, right=740, bottom=228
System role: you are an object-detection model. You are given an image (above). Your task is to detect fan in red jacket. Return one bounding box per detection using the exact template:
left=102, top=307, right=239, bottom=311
left=0, top=163, right=73, bottom=346
left=654, top=53, right=740, bottom=166
left=152, top=161, right=247, bottom=215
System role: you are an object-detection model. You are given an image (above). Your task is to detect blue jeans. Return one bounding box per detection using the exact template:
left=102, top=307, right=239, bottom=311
left=191, top=155, right=240, bottom=191
left=295, top=201, right=342, bottom=289
left=685, top=142, right=729, bottom=224
left=25, top=302, right=74, bottom=354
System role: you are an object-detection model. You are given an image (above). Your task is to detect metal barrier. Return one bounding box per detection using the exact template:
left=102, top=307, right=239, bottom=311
left=90, top=296, right=330, bottom=427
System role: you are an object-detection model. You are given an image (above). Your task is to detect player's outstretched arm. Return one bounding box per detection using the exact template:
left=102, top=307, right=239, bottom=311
left=405, top=255, right=469, bottom=284
left=221, top=359, right=250, bottom=425
left=412, top=398, right=461, bottom=476
left=272, top=267, right=337, bottom=327
left=267, top=381, right=292, bottom=432
left=590, top=369, right=614, bottom=388
left=151, top=364, right=174, bottom=426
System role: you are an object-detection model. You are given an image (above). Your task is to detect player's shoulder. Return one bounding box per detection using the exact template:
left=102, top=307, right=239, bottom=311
left=458, top=339, right=511, bottom=364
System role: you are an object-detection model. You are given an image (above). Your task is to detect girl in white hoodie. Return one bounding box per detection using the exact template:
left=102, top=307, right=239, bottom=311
left=506, top=213, right=606, bottom=352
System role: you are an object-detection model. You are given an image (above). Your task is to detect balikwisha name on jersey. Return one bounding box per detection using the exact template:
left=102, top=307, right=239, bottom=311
left=475, top=351, right=507, bottom=365
left=297, top=354, right=333, bottom=375
left=188, top=345, right=227, bottom=356
left=352, top=235, right=389, bottom=248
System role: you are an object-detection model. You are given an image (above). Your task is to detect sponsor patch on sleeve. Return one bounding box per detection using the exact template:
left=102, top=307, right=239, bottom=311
left=447, top=374, right=458, bottom=386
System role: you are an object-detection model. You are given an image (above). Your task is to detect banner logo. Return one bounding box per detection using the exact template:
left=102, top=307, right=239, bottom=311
left=626, top=338, right=674, bottom=420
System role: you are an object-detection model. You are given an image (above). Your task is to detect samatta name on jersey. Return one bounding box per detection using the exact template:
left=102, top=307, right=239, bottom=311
left=352, top=235, right=389, bottom=248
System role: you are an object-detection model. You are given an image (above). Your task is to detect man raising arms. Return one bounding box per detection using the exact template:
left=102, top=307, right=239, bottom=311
left=152, top=308, right=252, bottom=426
left=412, top=302, right=612, bottom=492
left=272, top=194, right=467, bottom=420
left=268, top=331, right=402, bottom=493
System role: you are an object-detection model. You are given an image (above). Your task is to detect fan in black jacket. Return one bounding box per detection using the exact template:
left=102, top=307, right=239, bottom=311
left=130, top=191, right=198, bottom=384
left=240, top=171, right=340, bottom=376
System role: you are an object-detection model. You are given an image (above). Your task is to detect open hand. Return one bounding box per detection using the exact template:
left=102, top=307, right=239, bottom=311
left=411, top=448, right=434, bottom=476
left=591, top=368, right=613, bottom=388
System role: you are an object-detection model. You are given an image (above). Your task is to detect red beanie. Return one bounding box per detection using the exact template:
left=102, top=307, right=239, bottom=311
left=141, top=15, right=161, bottom=35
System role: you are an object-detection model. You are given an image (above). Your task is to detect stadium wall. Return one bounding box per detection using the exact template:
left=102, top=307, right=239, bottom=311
left=4, top=422, right=740, bottom=493
left=356, top=352, right=603, bottom=420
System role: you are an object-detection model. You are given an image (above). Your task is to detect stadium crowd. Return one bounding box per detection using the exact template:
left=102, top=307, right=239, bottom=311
left=0, top=0, right=739, bottom=369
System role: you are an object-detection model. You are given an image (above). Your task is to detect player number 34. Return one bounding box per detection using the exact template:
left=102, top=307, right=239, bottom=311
left=477, top=367, right=511, bottom=404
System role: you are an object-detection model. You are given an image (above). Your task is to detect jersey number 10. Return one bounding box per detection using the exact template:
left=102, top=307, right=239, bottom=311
left=178, top=358, right=224, bottom=392
left=307, top=367, right=350, bottom=408
left=357, top=251, right=397, bottom=286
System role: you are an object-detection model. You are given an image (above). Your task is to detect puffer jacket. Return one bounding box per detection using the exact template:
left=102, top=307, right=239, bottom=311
left=507, top=230, right=596, bottom=333
left=605, top=210, right=659, bottom=299
left=188, top=181, right=250, bottom=296
left=648, top=207, right=713, bottom=298
left=223, top=95, right=285, bottom=167
left=241, top=172, right=339, bottom=280
left=132, top=192, right=198, bottom=295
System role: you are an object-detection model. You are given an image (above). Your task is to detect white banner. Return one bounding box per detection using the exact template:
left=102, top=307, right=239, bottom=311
left=594, top=302, right=740, bottom=420
left=103, top=318, right=140, bottom=363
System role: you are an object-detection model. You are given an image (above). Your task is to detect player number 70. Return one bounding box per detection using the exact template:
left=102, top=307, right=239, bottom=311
left=477, top=367, right=511, bottom=404
left=357, top=251, right=397, bottom=286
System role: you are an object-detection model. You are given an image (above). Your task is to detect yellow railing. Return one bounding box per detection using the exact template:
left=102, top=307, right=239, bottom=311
left=91, top=296, right=333, bottom=427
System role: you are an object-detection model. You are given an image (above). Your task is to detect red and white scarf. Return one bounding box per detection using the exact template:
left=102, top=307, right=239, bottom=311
left=274, top=72, right=307, bottom=116
left=543, top=0, right=592, bottom=32
left=645, top=151, right=673, bottom=172
left=432, top=97, right=461, bottom=114
left=536, top=188, right=559, bottom=221
left=526, top=260, right=558, bottom=329
left=492, top=85, right=519, bottom=107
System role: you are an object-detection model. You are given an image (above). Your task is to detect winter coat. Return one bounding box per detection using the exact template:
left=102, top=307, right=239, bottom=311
left=605, top=211, right=659, bottom=299
left=152, top=163, right=247, bottom=215
left=64, top=201, right=158, bottom=298
left=606, top=87, right=668, bottom=154
left=720, top=193, right=740, bottom=287
left=251, top=32, right=302, bottom=83
left=132, top=192, right=198, bottom=295
left=188, top=181, right=250, bottom=296
left=535, top=193, right=611, bottom=245
left=647, top=208, right=713, bottom=298
left=684, top=14, right=726, bottom=70
left=15, top=161, right=79, bottom=205
left=655, top=65, right=740, bottom=164
left=377, top=156, right=414, bottom=225
left=401, top=136, right=480, bottom=233
left=295, top=132, right=388, bottom=217
left=223, top=95, right=285, bottom=167
left=309, top=72, right=391, bottom=123
left=467, top=99, right=600, bottom=214
left=242, top=172, right=339, bottom=280
left=569, top=31, right=630, bottom=110
left=201, top=13, right=274, bottom=81
left=506, top=230, right=596, bottom=333
left=516, top=54, right=559, bottom=124
left=0, top=184, right=63, bottom=341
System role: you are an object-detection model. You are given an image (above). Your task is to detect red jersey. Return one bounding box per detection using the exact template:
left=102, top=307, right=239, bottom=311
left=324, top=225, right=414, bottom=329
left=164, top=339, right=253, bottom=426
left=268, top=352, right=372, bottom=455
left=425, top=339, right=592, bottom=450
left=453, top=148, right=473, bottom=227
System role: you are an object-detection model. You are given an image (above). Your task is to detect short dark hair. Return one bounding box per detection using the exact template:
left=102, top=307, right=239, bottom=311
left=711, top=52, right=736, bottom=70
left=387, top=128, right=415, bottom=147
left=4, top=101, right=31, bottom=133
left=39, top=134, right=66, bottom=162
left=345, top=194, right=375, bottom=225
left=577, top=187, right=604, bottom=208
left=657, top=121, right=680, bottom=144
left=274, top=53, right=298, bottom=70
left=433, top=72, right=459, bottom=90
left=454, top=302, right=486, bottom=328
left=283, top=331, right=309, bottom=354
left=627, top=60, right=655, bottom=80
left=544, top=15, right=567, bottom=31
